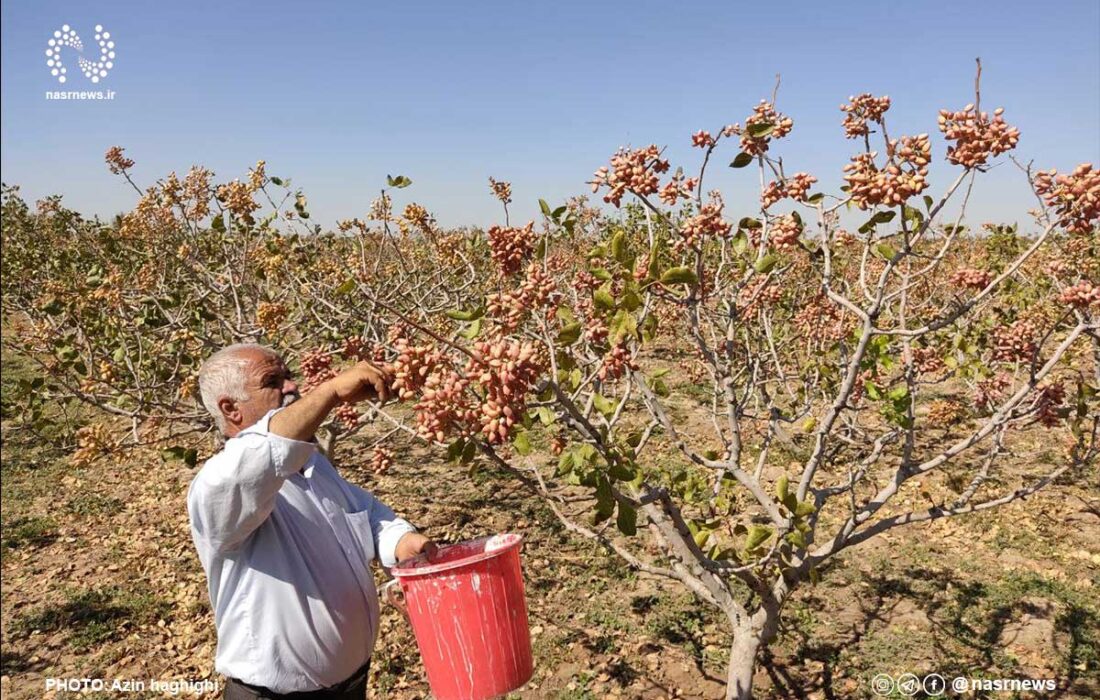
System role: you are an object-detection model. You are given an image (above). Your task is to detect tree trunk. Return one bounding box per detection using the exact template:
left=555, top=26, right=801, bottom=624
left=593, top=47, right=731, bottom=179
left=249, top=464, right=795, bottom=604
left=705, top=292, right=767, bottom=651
left=725, top=627, right=763, bottom=700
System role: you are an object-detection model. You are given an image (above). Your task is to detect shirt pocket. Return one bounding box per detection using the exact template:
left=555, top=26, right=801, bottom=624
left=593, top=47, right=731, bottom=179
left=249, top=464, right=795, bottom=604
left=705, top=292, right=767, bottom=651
left=343, top=510, right=377, bottom=564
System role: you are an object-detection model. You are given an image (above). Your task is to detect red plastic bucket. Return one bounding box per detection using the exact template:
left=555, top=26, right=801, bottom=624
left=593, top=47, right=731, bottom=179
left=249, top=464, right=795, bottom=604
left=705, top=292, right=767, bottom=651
left=389, top=533, right=534, bottom=700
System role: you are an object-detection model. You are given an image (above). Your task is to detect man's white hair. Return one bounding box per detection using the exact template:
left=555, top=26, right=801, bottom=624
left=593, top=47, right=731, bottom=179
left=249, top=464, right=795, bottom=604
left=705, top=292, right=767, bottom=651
left=198, top=343, right=279, bottom=433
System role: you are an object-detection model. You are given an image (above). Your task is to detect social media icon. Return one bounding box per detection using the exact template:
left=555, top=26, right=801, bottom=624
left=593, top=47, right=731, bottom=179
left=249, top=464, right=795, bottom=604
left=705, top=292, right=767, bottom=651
left=953, top=676, right=970, bottom=693
left=923, top=673, right=947, bottom=696
left=871, top=673, right=895, bottom=696
left=897, top=673, right=921, bottom=696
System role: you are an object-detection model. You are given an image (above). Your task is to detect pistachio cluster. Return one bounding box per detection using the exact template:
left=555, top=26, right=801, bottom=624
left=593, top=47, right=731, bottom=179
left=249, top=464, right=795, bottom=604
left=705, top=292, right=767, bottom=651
left=949, top=268, right=993, bottom=291
left=488, top=177, right=513, bottom=205
left=1034, top=163, right=1099, bottom=234
left=728, top=101, right=794, bottom=156
left=369, top=446, right=393, bottom=475
left=677, top=200, right=730, bottom=252
left=488, top=222, right=536, bottom=276
left=938, top=105, right=1020, bottom=169
left=467, top=340, right=545, bottom=444
left=590, top=145, right=670, bottom=207
left=991, top=319, right=1039, bottom=363
left=840, top=94, right=891, bottom=139
left=760, top=172, right=817, bottom=209
left=843, top=134, right=931, bottom=209
left=256, top=302, right=287, bottom=334
left=1059, top=280, right=1100, bottom=309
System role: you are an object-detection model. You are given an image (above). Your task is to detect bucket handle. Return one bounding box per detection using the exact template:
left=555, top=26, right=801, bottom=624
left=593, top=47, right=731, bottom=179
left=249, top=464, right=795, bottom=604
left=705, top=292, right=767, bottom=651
left=379, top=579, right=408, bottom=620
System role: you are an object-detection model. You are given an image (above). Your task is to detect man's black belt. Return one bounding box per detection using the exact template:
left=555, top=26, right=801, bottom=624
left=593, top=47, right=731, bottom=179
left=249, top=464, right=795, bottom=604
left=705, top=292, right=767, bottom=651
left=223, top=660, right=371, bottom=700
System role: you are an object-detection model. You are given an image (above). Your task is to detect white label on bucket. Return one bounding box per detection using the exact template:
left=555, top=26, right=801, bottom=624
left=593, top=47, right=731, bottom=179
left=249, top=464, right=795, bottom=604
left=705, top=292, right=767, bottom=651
left=471, top=572, right=481, bottom=592
left=484, top=534, right=512, bottom=553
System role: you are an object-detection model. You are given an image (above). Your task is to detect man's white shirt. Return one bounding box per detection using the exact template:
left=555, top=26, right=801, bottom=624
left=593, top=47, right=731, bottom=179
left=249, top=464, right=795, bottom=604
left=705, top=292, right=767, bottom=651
left=187, top=408, right=415, bottom=693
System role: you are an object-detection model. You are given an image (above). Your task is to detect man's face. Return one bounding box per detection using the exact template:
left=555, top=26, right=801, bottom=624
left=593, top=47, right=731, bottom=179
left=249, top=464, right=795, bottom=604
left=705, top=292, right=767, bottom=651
left=222, top=349, right=300, bottom=436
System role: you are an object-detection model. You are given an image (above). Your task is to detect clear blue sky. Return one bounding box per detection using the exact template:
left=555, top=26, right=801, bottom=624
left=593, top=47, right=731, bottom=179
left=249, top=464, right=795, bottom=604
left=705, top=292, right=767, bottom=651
left=2, top=0, right=1098, bottom=230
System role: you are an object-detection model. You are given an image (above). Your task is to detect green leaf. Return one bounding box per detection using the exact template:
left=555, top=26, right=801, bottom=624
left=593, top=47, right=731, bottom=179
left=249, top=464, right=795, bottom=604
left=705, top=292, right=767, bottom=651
left=594, top=478, right=615, bottom=523
left=616, top=502, right=637, bottom=535
left=387, top=175, right=412, bottom=189
left=776, top=475, right=789, bottom=502
left=569, top=367, right=583, bottom=390
left=161, top=446, right=198, bottom=468
left=660, top=266, right=698, bottom=285
left=872, top=210, right=896, bottom=224
left=335, top=278, right=357, bottom=295
left=693, top=527, right=711, bottom=549
left=731, top=230, right=749, bottom=255
left=592, top=393, right=616, bottom=417
left=744, top=525, right=773, bottom=551
left=593, top=286, right=616, bottom=311
left=923, top=195, right=934, bottom=211
left=620, top=287, right=642, bottom=312
left=211, top=214, right=226, bottom=233
left=652, top=378, right=670, bottom=397
left=446, top=439, right=466, bottom=462
left=535, top=406, right=556, bottom=426
left=647, top=246, right=662, bottom=279
left=782, top=491, right=799, bottom=513
left=460, top=318, right=482, bottom=339
left=903, top=205, right=924, bottom=226
left=557, top=322, right=582, bottom=346
left=577, top=443, right=599, bottom=465
left=270, top=176, right=284, bottom=186
left=747, top=121, right=775, bottom=138
left=590, top=267, right=613, bottom=282
left=887, top=384, right=909, bottom=401
left=738, top=217, right=762, bottom=230
left=794, top=501, right=816, bottom=517
left=640, top=314, right=659, bottom=344
left=513, top=431, right=532, bottom=455
left=539, top=199, right=553, bottom=218
left=806, top=192, right=825, bottom=204
left=446, top=307, right=484, bottom=321
left=461, top=440, right=477, bottom=464
left=610, top=231, right=629, bottom=265
left=610, top=310, right=638, bottom=344
left=730, top=152, right=754, bottom=168
left=873, top=243, right=896, bottom=261
left=786, top=530, right=807, bottom=548
left=552, top=205, right=568, bottom=220
left=556, top=450, right=575, bottom=476
left=609, top=459, right=635, bottom=482
left=754, top=254, right=779, bottom=273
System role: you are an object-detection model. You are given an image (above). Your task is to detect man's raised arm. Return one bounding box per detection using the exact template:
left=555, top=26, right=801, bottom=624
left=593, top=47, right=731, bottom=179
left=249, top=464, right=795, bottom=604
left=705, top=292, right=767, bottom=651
left=269, top=361, right=393, bottom=441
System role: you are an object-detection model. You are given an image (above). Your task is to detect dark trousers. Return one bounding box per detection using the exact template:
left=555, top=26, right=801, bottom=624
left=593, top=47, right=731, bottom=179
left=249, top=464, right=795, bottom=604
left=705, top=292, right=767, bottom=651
left=223, top=661, right=370, bottom=700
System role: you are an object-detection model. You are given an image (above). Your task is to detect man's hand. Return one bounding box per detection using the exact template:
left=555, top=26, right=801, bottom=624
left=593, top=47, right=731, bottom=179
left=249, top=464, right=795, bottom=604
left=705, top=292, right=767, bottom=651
left=328, top=362, right=394, bottom=405
left=395, top=532, right=438, bottom=563
left=269, top=362, right=393, bottom=444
